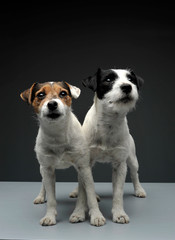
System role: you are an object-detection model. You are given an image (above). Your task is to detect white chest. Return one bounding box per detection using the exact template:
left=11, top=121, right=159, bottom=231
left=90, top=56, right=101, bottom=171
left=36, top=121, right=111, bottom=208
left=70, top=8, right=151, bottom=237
left=90, top=144, right=129, bottom=165
left=88, top=118, right=130, bottom=164
left=35, top=132, right=75, bottom=169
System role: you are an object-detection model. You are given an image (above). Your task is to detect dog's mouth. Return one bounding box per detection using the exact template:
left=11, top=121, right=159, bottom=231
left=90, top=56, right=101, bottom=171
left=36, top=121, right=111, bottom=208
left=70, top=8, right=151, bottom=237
left=46, top=112, right=61, bottom=119
left=108, top=96, right=133, bottom=105
left=118, top=96, right=133, bottom=103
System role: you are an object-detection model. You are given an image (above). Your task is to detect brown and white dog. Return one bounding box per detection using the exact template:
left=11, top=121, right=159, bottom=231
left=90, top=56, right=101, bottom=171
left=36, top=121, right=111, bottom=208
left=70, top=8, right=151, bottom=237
left=20, top=81, right=105, bottom=227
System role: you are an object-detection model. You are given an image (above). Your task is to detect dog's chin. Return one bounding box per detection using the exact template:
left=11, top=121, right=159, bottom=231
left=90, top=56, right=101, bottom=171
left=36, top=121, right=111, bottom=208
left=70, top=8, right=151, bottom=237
left=107, top=96, right=137, bottom=114
left=118, top=96, right=134, bottom=104
left=108, top=96, right=135, bottom=105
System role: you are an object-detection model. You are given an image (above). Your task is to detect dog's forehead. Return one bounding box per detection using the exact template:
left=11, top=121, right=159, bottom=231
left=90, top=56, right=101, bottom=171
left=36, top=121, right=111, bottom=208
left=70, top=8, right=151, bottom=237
left=100, top=69, right=131, bottom=81
left=37, top=81, right=70, bottom=92
left=111, top=69, right=130, bottom=79
left=100, top=69, right=118, bottom=79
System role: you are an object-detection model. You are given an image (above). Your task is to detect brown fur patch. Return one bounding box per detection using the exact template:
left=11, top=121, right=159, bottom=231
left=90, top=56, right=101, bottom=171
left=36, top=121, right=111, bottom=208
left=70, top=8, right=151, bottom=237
left=53, top=83, right=72, bottom=107
left=31, top=82, right=72, bottom=113
left=20, top=83, right=39, bottom=104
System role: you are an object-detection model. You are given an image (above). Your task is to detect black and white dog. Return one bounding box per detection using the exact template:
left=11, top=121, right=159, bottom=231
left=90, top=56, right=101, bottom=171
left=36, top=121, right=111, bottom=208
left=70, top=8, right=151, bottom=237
left=70, top=68, right=146, bottom=224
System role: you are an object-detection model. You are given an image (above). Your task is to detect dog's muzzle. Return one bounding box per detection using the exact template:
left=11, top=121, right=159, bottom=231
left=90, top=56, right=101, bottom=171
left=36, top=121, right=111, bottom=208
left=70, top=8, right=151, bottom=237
left=47, top=100, right=61, bottom=119
left=120, top=84, right=132, bottom=94
left=119, top=84, right=133, bottom=103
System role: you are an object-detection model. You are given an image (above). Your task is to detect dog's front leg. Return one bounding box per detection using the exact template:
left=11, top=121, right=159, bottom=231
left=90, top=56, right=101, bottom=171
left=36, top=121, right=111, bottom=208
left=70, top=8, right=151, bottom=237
left=78, top=166, right=106, bottom=226
left=112, top=162, right=129, bottom=224
left=40, top=166, right=57, bottom=226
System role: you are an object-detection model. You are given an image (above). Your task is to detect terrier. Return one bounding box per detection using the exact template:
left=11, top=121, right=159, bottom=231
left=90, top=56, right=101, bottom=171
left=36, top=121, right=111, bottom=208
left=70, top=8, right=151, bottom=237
left=70, top=68, right=146, bottom=223
left=20, top=81, right=105, bottom=226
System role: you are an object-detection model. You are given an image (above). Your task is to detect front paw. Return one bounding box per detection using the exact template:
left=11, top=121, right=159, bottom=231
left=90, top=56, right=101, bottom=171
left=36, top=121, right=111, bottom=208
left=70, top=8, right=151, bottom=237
left=40, top=215, right=56, bottom=226
left=90, top=210, right=106, bottom=227
left=112, top=210, right=130, bottom=224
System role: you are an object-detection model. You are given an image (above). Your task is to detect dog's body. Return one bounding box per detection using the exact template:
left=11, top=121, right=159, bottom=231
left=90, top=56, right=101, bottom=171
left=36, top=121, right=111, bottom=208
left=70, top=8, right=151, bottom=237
left=70, top=69, right=146, bottom=223
left=20, top=81, right=105, bottom=226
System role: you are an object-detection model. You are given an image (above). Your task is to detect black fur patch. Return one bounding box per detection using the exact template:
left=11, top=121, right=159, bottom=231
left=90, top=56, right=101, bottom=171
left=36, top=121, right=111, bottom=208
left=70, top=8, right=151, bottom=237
left=82, top=74, right=98, bottom=91
left=82, top=68, right=118, bottom=99
left=59, top=81, right=72, bottom=97
left=31, top=83, right=40, bottom=103
left=83, top=68, right=144, bottom=99
left=96, top=69, right=118, bottom=99
left=127, top=70, right=144, bottom=90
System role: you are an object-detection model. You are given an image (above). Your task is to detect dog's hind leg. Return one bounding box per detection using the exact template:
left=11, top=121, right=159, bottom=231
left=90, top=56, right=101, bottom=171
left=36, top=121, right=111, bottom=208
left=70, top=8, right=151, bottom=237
left=69, top=186, right=78, bottom=198
left=69, top=185, right=101, bottom=201
left=33, top=181, right=46, bottom=204
left=127, top=155, right=146, bottom=198
left=127, top=135, right=146, bottom=198
left=34, top=166, right=46, bottom=204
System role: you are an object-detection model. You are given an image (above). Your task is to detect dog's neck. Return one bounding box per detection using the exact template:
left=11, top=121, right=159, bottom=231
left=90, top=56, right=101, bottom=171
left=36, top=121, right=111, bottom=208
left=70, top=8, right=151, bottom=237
left=38, top=111, right=71, bottom=139
left=96, top=109, right=128, bottom=140
left=94, top=94, right=128, bottom=126
left=92, top=95, right=130, bottom=147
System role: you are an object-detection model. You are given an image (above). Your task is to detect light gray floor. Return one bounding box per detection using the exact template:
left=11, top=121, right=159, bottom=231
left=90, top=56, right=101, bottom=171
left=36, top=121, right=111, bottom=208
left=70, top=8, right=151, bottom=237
left=0, top=182, right=175, bottom=240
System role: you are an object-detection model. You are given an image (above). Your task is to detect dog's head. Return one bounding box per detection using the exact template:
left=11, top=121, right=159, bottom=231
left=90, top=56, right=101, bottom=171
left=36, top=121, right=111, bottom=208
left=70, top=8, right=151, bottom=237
left=20, top=81, right=81, bottom=122
left=82, top=68, right=143, bottom=114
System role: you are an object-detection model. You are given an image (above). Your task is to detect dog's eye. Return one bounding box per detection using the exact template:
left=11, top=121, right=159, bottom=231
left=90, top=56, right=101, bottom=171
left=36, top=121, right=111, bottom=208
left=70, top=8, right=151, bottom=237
left=60, top=91, right=67, bottom=98
left=105, top=78, right=112, bottom=82
left=128, top=77, right=136, bottom=84
left=37, top=92, right=46, bottom=99
left=127, top=73, right=137, bottom=85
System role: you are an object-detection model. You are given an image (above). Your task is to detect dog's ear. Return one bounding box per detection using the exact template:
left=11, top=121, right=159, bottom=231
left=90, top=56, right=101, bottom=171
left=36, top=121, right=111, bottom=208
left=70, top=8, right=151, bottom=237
left=130, top=69, right=144, bottom=90
left=82, top=76, right=97, bottom=92
left=64, top=82, right=81, bottom=99
left=20, top=83, right=39, bottom=104
left=136, top=76, right=144, bottom=90
left=82, top=68, right=101, bottom=92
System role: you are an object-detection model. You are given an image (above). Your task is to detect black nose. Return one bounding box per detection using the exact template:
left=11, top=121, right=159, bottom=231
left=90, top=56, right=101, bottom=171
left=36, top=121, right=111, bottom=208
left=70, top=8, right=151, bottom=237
left=47, top=101, right=58, bottom=111
left=121, top=84, right=132, bottom=94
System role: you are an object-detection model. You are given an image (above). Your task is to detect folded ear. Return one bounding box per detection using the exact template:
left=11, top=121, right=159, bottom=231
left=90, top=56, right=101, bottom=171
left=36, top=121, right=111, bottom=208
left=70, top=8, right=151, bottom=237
left=20, top=83, right=39, bottom=104
left=64, top=82, right=81, bottom=99
left=82, top=76, right=97, bottom=91
left=137, top=76, right=144, bottom=90
left=130, top=69, right=144, bottom=90
left=82, top=68, right=101, bottom=92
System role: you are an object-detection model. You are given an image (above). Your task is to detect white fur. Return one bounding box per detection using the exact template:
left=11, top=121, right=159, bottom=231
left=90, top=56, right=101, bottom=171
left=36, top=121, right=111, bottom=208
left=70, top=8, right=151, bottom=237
left=34, top=85, right=105, bottom=227
left=69, top=84, right=81, bottom=99
left=38, top=98, right=67, bottom=121
left=104, top=70, right=139, bottom=114
left=70, top=69, right=146, bottom=223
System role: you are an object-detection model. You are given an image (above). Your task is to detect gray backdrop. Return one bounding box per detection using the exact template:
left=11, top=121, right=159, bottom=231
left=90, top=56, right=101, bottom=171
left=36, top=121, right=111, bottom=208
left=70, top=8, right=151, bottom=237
left=1, top=3, right=175, bottom=182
